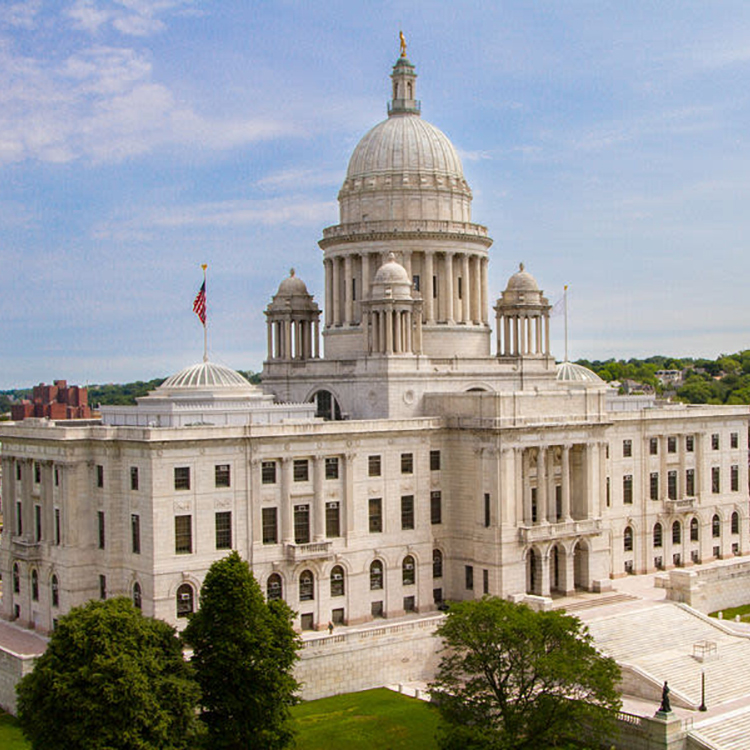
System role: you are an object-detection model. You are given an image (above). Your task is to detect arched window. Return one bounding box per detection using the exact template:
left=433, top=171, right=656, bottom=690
left=31, top=569, right=39, bottom=601
left=176, top=583, right=194, bottom=618
left=330, top=566, right=345, bottom=597
left=402, top=555, right=415, bottom=585
left=732, top=511, right=740, bottom=534
left=653, top=523, right=663, bottom=548
left=313, top=390, right=342, bottom=421
left=672, top=521, right=681, bottom=545
left=51, top=575, right=59, bottom=608
left=369, top=560, right=383, bottom=590
left=690, top=517, right=699, bottom=542
left=132, top=582, right=142, bottom=610
left=712, top=514, right=721, bottom=538
left=12, top=563, right=20, bottom=594
left=299, top=570, right=314, bottom=601
left=432, top=549, right=443, bottom=579
left=267, top=573, right=282, bottom=601
left=623, top=526, right=633, bottom=552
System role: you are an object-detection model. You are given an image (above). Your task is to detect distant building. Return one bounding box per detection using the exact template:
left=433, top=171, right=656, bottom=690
left=10, top=380, right=92, bottom=421
left=656, top=370, right=683, bottom=387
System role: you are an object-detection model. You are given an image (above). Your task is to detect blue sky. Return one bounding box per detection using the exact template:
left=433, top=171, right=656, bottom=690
left=2, top=1, right=750, bottom=388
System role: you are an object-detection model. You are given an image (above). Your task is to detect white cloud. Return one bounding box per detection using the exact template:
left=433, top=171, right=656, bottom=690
left=256, top=168, right=344, bottom=191
left=0, top=0, right=42, bottom=29
left=65, top=0, right=194, bottom=37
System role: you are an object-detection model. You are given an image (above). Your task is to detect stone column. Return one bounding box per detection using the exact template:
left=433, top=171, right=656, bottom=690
left=324, top=258, right=332, bottom=327
left=313, top=455, right=325, bottom=541
left=461, top=254, right=470, bottom=323
left=385, top=308, right=393, bottom=353
left=471, top=255, right=481, bottom=324
left=563, top=549, right=576, bottom=595
left=444, top=252, right=455, bottom=323
left=659, top=436, right=668, bottom=501
left=424, top=251, right=435, bottom=323
left=561, top=444, right=572, bottom=520
left=547, top=448, right=557, bottom=523
left=537, top=447, right=548, bottom=524
left=266, top=321, right=273, bottom=359
left=362, top=253, right=370, bottom=302
left=250, top=458, right=262, bottom=545
left=402, top=250, right=412, bottom=281
left=313, top=320, right=320, bottom=358
left=539, top=551, right=551, bottom=596
left=522, top=450, right=532, bottom=524
left=344, top=255, right=353, bottom=324
left=513, top=317, right=520, bottom=355
left=332, top=257, right=341, bottom=326
left=362, top=309, right=370, bottom=352
left=544, top=315, right=550, bottom=355
left=344, top=453, right=355, bottom=537
left=481, top=257, right=489, bottom=324
left=280, top=457, right=292, bottom=544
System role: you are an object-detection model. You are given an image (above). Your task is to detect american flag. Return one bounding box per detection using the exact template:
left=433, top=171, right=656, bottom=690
left=193, top=280, right=206, bottom=325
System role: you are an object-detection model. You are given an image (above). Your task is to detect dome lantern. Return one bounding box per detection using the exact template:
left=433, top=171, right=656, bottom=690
left=388, top=55, right=420, bottom=116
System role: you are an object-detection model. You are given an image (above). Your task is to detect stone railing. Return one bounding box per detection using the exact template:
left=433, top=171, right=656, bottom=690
left=285, top=541, right=333, bottom=563
left=665, top=498, right=696, bottom=513
left=322, top=219, right=489, bottom=240
left=518, top=518, right=602, bottom=544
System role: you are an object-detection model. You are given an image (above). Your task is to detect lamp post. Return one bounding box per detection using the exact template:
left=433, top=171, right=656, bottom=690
left=699, top=670, right=707, bottom=712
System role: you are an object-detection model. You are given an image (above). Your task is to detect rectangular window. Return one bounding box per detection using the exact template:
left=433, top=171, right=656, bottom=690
left=325, top=457, right=339, bottom=480
left=131, top=514, right=141, bottom=554
left=731, top=432, right=739, bottom=449
left=54, top=508, right=61, bottom=545
left=712, top=466, right=720, bottom=494
left=430, top=450, right=441, bottom=471
left=16, top=501, right=22, bottom=535
left=531, top=487, right=537, bottom=523
left=371, top=600, right=384, bottom=618
left=403, top=596, right=415, bottom=612
left=686, top=435, right=694, bottom=452
left=413, top=274, right=420, bottom=292
left=731, top=465, right=739, bottom=492
left=261, top=461, right=276, bottom=484
left=369, top=498, right=382, bottom=533
left=54, top=467, right=60, bottom=487
left=262, top=508, right=278, bottom=544
left=431, top=490, right=442, bottom=525
left=623, top=439, right=632, bottom=457
left=97, top=510, right=105, bottom=549
left=175, top=515, right=192, bottom=554
left=650, top=472, right=659, bottom=501
left=96, top=464, right=104, bottom=488
left=401, top=453, right=414, bottom=474
left=368, top=455, right=381, bottom=477
left=686, top=468, right=695, bottom=496
left=16, top=462, right=21, bottom=481
left=667, top=436, right=677, bottom=453
left=99, top=574, right=107, bottom=600
left=34, top=462, right=40, bottom=483
left=649, top=438, right=658, bottom=455
left=432, top=275, right=437, bottom=298
left=606, top=477, right=610, bottom=507
left=465, top=565, right=474, bottom=591
left=215, top=511, right=232, bottom=549
left=457, top=276, right=463, bottom=299
left=555, top=485, right=562, bottom=521
left=712, top=433, right=720, bottom=450
left=130, top=466, right=139, bottom=491
left=483, top=569, right=489, bottom=595
left=352, top=277, right=356, bottom=301
left=484, top=493, right=491, bottom=528
left=215, top=464, right=231, bottom=488
left=174, top=466, right=190, bottom=491
left=623, top=475, right=633, bottom=504
left=401, top=495, right=415, bottom=530
left=325, top=502, right=340, bottom=537
left=34, top=504, right=41, bottom=542
left=668, top=470, right=677, bottom=500
left=294, top=504, right=310, bottom=544
left=293, top=459, right=309, bottom=482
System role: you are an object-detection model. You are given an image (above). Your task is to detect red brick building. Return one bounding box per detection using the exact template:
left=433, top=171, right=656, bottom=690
left=10, top=380, right=92, bottom=421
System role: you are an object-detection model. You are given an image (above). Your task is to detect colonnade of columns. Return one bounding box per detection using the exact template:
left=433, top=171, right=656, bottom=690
left=522, top=445, right=574, bottom=525
left=496, top=311, right=550, bottom=357
left=266, top=317, right=320, bottom=360
left=324, top=249, right=488, bottom=327
left=362, top=304, right=423, bottom=355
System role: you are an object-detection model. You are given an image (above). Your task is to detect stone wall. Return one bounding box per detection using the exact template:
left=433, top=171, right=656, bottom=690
left=0, top=648, right=36, bottom=715
left=666, top=561, right=750, bottom=613
left=296, top=615, right=443, bottom=700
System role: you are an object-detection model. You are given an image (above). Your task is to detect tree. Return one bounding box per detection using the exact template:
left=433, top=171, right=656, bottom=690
left=16, top=598, right=201, bottom=750
left=430, top=597, right=621, bottom=750
left=182, top=552, right=301, bottom=750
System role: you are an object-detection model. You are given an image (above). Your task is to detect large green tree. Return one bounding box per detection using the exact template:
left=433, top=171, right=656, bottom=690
left=182, top=551, right=300, bottom=750
left=430, top=597, right=621, bottom=750
left=16, top=598, right=201, bottom=750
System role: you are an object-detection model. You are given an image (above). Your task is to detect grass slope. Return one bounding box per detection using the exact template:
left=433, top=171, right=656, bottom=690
left=0, top=712, right=28, bottom=749
left=291, top=688, right=439, bottom=750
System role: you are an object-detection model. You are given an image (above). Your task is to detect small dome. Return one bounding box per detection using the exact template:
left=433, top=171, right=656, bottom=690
left=373, top=253, right=410, bottom=285
left=556, top=361, right=605, bottom=386
left=506, top=263, right=540, bottom=292
left=159, top=361, right=254, bottom=391
left=275, top=268, right=309, bottom=297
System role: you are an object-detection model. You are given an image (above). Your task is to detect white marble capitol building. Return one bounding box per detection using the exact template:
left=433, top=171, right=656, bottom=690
left=1, top=50, right=748, bottom=638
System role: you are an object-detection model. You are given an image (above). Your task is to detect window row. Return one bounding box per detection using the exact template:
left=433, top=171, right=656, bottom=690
left=621, top=465, right=739, bottom=503
left=174, top=512, right=233, bottom=554
left=624, top=512, right=741, bottom=552
left=172, top=464, right=232, bottom=491
left=622, top=432, right=739, bottom=458
left=11, top=564, right=60, bottom=608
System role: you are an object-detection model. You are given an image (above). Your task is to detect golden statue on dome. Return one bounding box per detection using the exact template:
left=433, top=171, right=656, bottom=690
left=399, top=30, right=407, bottom=57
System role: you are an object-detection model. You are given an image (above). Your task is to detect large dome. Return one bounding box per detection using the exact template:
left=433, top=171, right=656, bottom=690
left=346, top=116, right=465, bottom=183
left=158, top=361, right=255, bottom=391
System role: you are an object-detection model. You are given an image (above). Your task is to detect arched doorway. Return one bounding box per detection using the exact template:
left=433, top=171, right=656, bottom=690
left=550, top=544, right=565, bottom=593
left=573, top=540, right=589, bottom=590
left=526, top=549, right=539, bottom=595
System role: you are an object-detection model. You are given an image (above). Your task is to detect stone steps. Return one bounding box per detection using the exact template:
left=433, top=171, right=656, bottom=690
left=555, top=593, right=638, bottom=613
left=693, top=707, right=750, bottom=750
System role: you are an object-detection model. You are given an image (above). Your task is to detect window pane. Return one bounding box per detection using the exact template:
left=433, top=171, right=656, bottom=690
left=325, top=457, right=339, bottom=480
left=175, top=515, right=192, bottom=554
left=325, top=502, right=340, bottom=538
left=215, top=511, right=232, bottom=550
left=131, top=514, right=141, bottom=554
left=403, top=556, right=415, bottom=585
left=130, top=466, right=139, bottom=491
left=215, top=464, right=231, bottom=488
left=369, top=498, right=382, bottom=533
left=262, top=508, right=278, bottom=544
left=330, top=566, right=345, bottom=597
left=293, top=459, right=309, bottom=482
left=299, top=571, right=314, bottom=601
left=401, top=495, right=414, bottom=530
left=174, top=467, right=190, bottom=491
left=97, top=511, right=105, bottom=549
left=261, top=461, right=277, bottom=484
left=176, top=584, right=193, bottom=617
left=430, top=450, right=441, bottom=471
left=401, top=453, right=413, bottom=474
left=430, top=491, right=442, bottom=525
left=368, top=455, right=381, bottom=477
left=294, top=504, right=310, bottom=544
left=267, top=574, right=282, bottom=601
left=370, top=561, right=383, bottom=590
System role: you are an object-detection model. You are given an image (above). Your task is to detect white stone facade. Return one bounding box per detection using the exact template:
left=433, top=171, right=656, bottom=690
left=0, top=52, right=748, bottom=639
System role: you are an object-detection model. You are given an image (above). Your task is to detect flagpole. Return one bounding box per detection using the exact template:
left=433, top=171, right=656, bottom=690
left=202, top=264, right=208, bottom=362
left=563, top=285, right=569, bottom=363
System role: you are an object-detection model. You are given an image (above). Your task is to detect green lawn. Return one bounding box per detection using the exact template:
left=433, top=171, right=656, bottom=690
left=291, top=688, right=440, bottom=750
left=709, top=603, right=750, bottom=622
left=0, top=711, right=28, bottom=750
left=0, top=690, right=440, bottom=750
